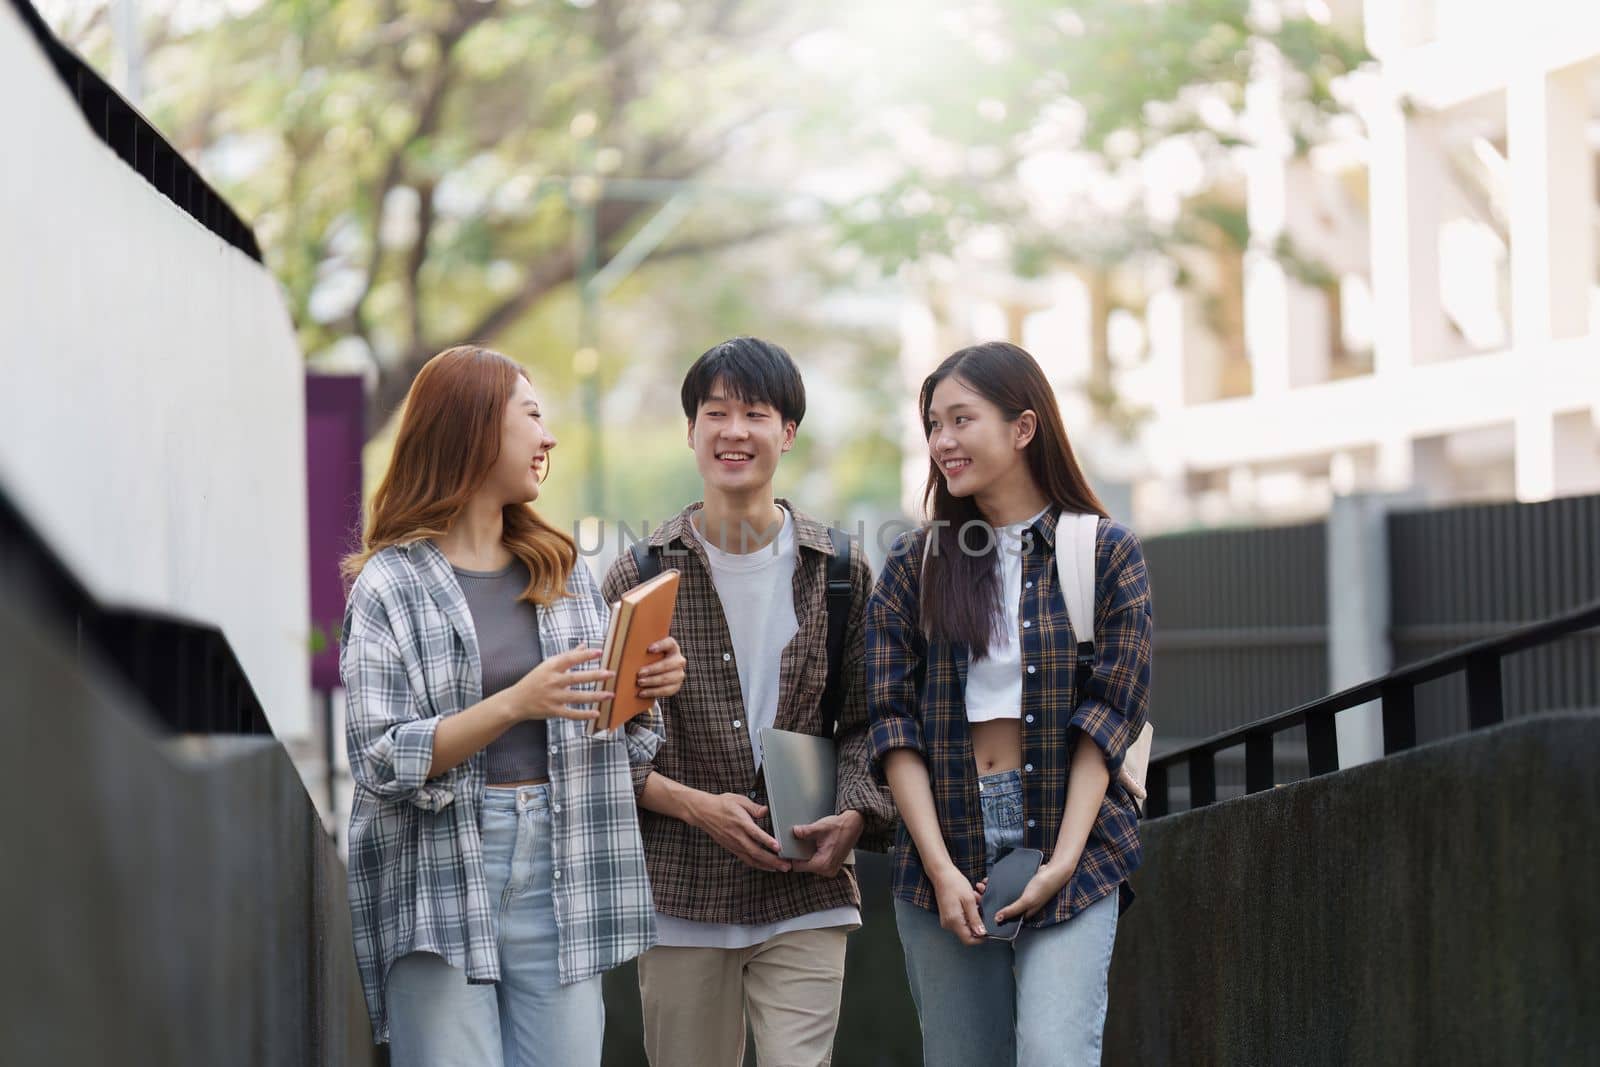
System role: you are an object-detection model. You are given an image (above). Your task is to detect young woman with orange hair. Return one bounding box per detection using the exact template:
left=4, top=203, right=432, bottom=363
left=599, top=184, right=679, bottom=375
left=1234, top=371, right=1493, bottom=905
left=340, top=345, right=686, bottom=1066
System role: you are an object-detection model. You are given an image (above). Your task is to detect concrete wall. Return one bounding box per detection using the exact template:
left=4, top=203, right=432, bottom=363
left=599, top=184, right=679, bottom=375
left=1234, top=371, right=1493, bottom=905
left=0, top=595, right=372, bottom=1065
left=1106, top=712, right=1600, bottom=1064
left=605, top=717, right=1600, bottom=1064
left=0, top=1, right=310, bottom=737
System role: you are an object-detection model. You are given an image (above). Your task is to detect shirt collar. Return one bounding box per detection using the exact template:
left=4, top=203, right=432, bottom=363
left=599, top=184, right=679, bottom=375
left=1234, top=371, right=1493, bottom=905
left=1025, top=507, right=1061, bottom=551
left=651, top=499, right=838, bottom=557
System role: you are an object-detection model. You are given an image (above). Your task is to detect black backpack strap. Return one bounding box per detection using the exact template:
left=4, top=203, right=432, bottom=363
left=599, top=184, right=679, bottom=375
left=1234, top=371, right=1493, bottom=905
left=819, top=525, right=853, bottom=738
left=630, top=539, right=662, bottom=583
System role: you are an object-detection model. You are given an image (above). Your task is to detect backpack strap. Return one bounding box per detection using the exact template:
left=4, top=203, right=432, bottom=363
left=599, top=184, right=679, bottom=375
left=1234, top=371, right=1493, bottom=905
left=631, top=539, right=662, bottom=584
left=1054, top=513, right=1156, bottom=815
left=1053, top=513, right=1100, bottom=678
left=819, top=525, right=853, bottom=738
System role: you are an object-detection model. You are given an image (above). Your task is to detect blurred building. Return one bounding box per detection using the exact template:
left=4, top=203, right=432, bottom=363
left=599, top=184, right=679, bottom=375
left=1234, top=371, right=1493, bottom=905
left=897, top=0, right=1600, bottom=531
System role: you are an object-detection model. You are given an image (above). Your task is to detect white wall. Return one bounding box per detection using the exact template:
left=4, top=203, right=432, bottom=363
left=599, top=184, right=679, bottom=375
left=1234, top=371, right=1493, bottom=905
left=0, top=4, right=311, bottom=736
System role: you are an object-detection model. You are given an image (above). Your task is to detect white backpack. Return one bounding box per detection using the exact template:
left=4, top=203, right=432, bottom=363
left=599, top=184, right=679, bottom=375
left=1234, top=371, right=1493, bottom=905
left=1055, top=513, right=1155, bottom=815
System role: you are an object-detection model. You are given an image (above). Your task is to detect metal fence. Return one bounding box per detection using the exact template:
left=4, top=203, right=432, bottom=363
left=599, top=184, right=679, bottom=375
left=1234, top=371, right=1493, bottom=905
left=1389, top=493, right=1600, bottom=742
left=1142, top=520, right=1328, bottom=789
left=1141, top=491, right=1600, bottom=801
left=1145, top=597, right=1600, bottom=816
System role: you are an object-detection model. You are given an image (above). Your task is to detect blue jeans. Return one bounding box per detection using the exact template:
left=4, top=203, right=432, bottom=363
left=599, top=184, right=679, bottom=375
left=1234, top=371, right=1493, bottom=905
left=894, top=768, right=1120, bottom=1067
left=386, top=784, right=604, bottom=1067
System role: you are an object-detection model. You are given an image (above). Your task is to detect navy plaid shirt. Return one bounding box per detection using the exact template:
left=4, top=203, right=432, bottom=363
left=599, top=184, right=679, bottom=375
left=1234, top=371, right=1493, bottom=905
left=866, top=512, right=1153, bottom=927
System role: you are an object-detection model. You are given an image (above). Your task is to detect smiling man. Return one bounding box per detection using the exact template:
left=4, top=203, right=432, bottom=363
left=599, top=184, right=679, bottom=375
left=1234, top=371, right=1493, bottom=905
left=601, top=336, right=895, bottom=1067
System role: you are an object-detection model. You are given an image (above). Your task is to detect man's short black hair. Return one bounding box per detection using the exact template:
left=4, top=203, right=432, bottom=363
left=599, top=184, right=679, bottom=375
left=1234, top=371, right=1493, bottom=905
left=680, top=336, right=807, bottom=427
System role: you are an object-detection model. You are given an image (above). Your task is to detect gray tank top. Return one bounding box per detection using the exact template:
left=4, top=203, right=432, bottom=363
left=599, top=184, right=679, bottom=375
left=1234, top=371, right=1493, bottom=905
left=453, top=560, right=548, bottom=784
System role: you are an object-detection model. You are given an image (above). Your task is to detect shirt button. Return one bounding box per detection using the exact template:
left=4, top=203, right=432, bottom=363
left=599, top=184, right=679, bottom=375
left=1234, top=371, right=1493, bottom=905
left=549, top=744, right=558, bottom=755
left=1026, top=581, right=1033, bottom=589
left=1026, top=665, right=1037, bottom=675
left=1022, top=620, right=1032, bottom=629
left=553, top=870, right=561, bottom=880
left=1027, top=819, right=1037, bottom=828
left=1025, top=714, right=1035, bottom=724
left=1024, top=763, right=1034, bottom=773
left=733, top=720, right=743, bottom=729
left=553, top=804, right=562, bottom=814
left=748, top=790, right=759, bottom=800
left=723, top=652, right=732, bottom=662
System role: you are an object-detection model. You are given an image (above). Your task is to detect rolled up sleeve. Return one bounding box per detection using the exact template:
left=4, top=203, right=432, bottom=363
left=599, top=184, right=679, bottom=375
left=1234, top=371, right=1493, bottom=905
left=624, top=702, right=665, bottom=774
left=341, top=632, right=457, bottom=812
left=834, top=550, right=898, bottom=852
left=866, top=535, right=928, bottom=784
left=617, top=711, right=663, bottom=803
left=1069, top=530, right=1153, bottom=774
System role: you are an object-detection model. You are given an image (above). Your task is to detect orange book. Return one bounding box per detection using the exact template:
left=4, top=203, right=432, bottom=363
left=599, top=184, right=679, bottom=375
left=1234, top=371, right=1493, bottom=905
left=590, top=568, right=680, bottom=734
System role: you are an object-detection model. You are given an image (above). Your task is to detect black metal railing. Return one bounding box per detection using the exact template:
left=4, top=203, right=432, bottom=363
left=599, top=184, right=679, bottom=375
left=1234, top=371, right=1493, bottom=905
left=1145, top=598, right=1600, bottom=817
left=10, top=0, right=262, bottom=262
left=0, top=487, right=271, bottom=735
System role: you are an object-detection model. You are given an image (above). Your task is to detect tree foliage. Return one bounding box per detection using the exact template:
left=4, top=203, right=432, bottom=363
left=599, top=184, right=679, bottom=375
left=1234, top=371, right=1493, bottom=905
left=51, top=0, right=1368, bottom=446
left=90, top=0, right=830, bottom=431
left=819, top=0, right=1369, bottom=274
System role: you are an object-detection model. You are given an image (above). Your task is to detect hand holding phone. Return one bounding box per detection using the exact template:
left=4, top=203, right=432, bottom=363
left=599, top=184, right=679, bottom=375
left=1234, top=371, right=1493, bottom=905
left=979, top=847, right=1045, bottom=942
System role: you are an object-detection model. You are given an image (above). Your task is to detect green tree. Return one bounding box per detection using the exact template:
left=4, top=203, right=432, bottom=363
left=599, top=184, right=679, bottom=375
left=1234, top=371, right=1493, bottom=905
left=91, top=0, right=827, bottom=434
left=50, top=0, right=1367, bottom=470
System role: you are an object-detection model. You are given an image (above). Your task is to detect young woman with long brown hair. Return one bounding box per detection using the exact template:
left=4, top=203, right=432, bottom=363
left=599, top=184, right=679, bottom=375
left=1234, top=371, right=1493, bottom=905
left=340, top=345, right=685, bottom=1066
left=866, top=341, right=1153, bottom=1066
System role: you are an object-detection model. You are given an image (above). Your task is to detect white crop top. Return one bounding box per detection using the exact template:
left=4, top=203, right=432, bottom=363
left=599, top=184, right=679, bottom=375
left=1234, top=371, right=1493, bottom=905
left=964, top=506, right=1050, bottom=723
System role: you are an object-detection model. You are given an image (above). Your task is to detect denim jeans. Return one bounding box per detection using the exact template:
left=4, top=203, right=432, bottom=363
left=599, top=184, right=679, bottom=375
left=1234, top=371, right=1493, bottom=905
left=894, top=768, right=1120, bottom=1067
left=386, top=784, right=605, bottom=1067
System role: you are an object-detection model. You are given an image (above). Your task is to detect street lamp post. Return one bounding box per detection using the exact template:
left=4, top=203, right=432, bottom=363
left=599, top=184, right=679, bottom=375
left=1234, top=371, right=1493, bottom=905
left=552, top=137, right=810, bottom=519
left=570, top=113, right=604, bottom=517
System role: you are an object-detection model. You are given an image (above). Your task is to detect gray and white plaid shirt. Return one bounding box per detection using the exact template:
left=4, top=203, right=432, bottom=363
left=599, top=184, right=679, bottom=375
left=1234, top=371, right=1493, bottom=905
left=341, top=539, right=662, bottom=1042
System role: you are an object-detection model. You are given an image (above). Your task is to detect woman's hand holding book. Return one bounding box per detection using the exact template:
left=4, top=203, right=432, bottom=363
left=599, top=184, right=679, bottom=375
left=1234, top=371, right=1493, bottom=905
left=507, top=645, right=615, bottom=722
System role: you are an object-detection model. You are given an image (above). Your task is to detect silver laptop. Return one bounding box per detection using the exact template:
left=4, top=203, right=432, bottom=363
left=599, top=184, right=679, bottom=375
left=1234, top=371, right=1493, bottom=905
left=759, top=728, right=837, bottom=861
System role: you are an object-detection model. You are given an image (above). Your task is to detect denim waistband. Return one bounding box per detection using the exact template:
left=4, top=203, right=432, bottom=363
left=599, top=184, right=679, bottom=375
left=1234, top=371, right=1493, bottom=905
left=977, top=767, right=1022, bottom=796
left=481, top=782, right=551, bottom=812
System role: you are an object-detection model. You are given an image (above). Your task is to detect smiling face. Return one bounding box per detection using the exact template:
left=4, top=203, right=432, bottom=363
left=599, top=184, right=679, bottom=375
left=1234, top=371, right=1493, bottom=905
left=688, top=376, right=796, bottom=496
left=484, top=373, right=557, bottom=505
left=924, top=374, right=1034, bottom=499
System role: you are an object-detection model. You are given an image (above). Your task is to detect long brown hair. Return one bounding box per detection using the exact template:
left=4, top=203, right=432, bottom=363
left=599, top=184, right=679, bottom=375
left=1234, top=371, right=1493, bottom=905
left=342, top=345, right=577, bottom=605
left=918, top=341, right=1107, bottom=657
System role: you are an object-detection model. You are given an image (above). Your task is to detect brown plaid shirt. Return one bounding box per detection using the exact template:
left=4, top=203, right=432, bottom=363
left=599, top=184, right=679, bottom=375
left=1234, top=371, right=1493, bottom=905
left=601, top=501, right=896, bottom=926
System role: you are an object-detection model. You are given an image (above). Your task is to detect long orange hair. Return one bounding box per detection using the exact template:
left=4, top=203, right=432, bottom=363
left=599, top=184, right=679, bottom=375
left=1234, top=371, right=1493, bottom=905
left=342, top=345, right=577, bottom=605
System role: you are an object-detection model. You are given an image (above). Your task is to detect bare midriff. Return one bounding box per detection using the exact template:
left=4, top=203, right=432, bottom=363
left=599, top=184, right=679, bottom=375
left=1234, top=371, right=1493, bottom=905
left=970, top=718, right=1023, bottom=776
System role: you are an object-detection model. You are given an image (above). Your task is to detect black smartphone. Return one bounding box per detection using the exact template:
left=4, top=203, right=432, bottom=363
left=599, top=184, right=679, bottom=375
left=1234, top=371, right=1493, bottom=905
left=980, top=846, right=1044, bottom=942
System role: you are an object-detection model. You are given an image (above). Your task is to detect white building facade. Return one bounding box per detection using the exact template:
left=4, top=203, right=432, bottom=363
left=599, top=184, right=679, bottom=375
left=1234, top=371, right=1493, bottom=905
left=898, top=0, right=1600, bottom=531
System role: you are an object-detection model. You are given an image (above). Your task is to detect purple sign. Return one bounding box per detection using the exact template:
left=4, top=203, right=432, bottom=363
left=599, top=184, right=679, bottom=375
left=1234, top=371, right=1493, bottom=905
left=306, top=374, right=366, bottom=692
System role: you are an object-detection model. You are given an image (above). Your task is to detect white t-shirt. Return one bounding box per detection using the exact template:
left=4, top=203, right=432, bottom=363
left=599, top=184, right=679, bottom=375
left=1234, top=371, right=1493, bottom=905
left=697, top=505, right=799, bottom=771
left=964, top=507, right=1051, bottom=723
left=655, top=504, right=860, bottom=948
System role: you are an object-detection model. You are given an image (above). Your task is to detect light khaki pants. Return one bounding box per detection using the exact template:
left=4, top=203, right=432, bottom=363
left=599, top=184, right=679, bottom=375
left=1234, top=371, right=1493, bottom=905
left=637, top=927, right=849, bottom=1067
